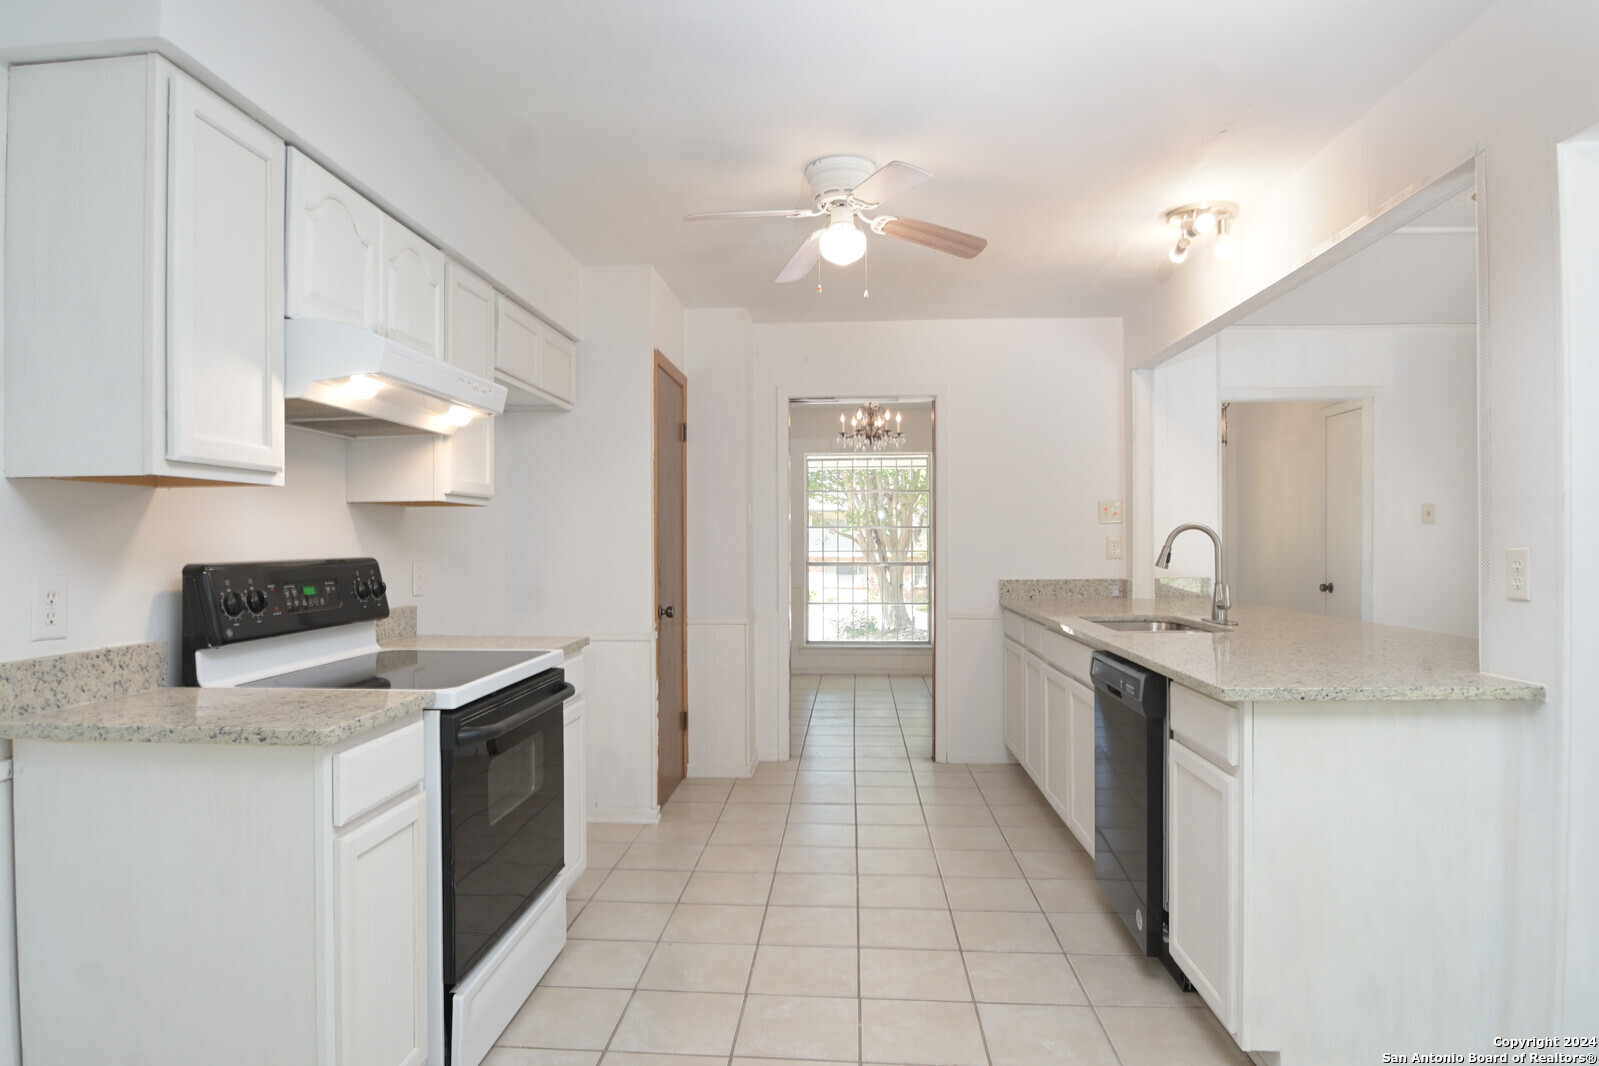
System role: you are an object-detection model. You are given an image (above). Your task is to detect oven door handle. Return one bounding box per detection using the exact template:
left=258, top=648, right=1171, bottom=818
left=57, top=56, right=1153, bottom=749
left=453, top=682, right=575, bottom=746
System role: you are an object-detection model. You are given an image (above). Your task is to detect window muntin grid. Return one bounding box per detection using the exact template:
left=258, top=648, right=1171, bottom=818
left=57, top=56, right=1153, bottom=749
left=805, top=454, right=932, bottom=644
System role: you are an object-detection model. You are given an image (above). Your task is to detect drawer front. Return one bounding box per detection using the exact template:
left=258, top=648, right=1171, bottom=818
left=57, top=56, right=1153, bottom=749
left=1002, top=611, right=1026, bottom=642
left=564, top=652, right=585, bottom=696
left=1169, top=684, right=1241, bottom=771
left=1024, top=619, right=1046, bottom=656
left=332, top=718, right=426, bottom=827
left=1040, top=629, right=1091, bottom=684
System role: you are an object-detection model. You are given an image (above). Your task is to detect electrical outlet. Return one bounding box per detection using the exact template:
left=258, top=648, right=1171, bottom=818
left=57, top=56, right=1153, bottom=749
left=1106, top=536, right=1124, bottom=560
left=1421, top=503, right=1436, bottom=525
left=1099, top=500, right=1123, bottom=524
left=32, top=575, right=67, bottom=640
left=1507, top=547, right=1531, bottom=602
left=413, top=561, right=425, bottom=597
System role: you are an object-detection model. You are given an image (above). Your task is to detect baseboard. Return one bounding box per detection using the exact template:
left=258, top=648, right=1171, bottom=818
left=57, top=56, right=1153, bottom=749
left=587, top=806, right=661, bottom=825
left=688, top=758, right=758, bottom=779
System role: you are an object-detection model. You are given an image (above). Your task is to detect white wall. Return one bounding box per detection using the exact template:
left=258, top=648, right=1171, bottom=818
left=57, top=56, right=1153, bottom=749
left=1150, top=339, right=1221, bottom=580
left=0, top=0, right=582, bottom=334
left=499, top=265, right=686, bottom=818
left=1122, top=0, right=1597, bottom=1027
left=732, top=318, right=1123, bottom=764
left=789, top=402, right=935, bottom=675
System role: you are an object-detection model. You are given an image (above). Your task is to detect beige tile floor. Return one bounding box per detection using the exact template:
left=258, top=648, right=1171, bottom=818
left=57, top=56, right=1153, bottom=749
left=488, top=675, right=1249, bottom=1066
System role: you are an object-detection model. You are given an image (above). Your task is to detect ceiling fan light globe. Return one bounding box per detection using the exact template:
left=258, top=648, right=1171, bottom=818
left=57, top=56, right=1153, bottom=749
left=819, top=220, right=867, bottom=266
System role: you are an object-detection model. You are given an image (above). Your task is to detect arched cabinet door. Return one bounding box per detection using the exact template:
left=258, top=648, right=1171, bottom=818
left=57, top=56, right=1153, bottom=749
left=285, top=148, right=381, bottom=331
left=380, top=216, right=445, bottom=358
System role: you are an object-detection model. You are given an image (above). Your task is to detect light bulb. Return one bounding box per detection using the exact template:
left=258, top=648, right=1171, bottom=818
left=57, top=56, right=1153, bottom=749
left=1193, top=209, right=1218, bottom=235
left=345, top=374, right=383, bottom=399
left=1213, top=219, right=1235, bottom=259
left=1169, top=238, right=1191, bottom=264
left=447, top=405, right=477, bottom=426
left=819, top=219, right=867, bottom=266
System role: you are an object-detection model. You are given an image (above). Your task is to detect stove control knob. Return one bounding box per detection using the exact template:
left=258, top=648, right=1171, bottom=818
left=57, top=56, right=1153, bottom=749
left=372, top=579, right=387, bottom=599
left=221, top=590, right=245, bottom=617
left=246, top=588, right=268, bottom=614
left=355, top=580, right=370, bottom=600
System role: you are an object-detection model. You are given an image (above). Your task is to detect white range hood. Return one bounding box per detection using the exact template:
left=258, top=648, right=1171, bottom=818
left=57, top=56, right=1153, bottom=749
left=284, top=318, right=507, bottom=438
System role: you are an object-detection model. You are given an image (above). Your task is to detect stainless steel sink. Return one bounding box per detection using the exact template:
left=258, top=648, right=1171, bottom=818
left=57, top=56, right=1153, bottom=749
left=1092, top=619, right=1206, bottom=633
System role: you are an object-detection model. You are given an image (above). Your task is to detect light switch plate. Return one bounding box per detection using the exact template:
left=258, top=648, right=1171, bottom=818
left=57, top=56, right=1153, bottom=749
left=1421, top=503, right=1436, bottom=525
left=1507, top=547, right=1530, bottom=601
left=413, top=560, right=425, bottom=597
left=1099, top=500, right=1123, bottom=524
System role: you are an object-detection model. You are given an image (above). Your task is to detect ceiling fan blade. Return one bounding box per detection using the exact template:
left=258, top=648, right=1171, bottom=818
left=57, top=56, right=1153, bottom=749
left=849, top=161, right=932, bottom=207
left=775, top=232, right=822, bottom=283
left=684, top=209, right=821, bottom=221
left=879, top=217, right=988, bottom=259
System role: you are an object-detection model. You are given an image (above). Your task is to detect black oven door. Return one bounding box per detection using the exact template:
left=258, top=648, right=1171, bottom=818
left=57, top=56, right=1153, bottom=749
left=440, top=667, right=573, bottom=988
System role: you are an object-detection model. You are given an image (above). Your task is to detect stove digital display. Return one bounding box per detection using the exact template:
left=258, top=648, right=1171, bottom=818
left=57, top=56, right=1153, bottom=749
left=281, top=578, right=341, bottom=613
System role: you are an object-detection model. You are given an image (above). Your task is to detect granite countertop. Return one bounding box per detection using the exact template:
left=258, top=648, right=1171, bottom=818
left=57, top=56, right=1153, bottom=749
left=0, top=614, right=590, bottom=745
left=999, top=587, right=1545, bottom=703
left=0, top=687, right=431, bottom=746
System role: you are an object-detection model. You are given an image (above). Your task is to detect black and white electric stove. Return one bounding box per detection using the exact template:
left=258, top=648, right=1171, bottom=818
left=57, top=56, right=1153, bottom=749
left=182, top=557, right=571, bottom=1066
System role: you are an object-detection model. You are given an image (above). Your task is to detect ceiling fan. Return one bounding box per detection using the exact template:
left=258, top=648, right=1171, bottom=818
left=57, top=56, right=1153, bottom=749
left=684, top=155, right=988, bottom=284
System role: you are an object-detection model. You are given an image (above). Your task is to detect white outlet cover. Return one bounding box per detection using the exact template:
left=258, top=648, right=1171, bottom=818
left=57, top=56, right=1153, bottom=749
left=1106, top=535, right=1124, bottom=559
left=1507, top=547, right=1531, bottom=601
left=32, top=574, right=68, bottom=640
left=413, top=561, right=425, bottom=597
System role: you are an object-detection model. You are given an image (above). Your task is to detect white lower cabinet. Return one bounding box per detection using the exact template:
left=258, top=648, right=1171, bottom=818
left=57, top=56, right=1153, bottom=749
left=332, top=792, right=428, bottom=1066
left=1002, top=638, right=1027, bottom=759
left=1003, top=617, right=1097, bottom=854
left=13, top=718, right=428, bottom=1066
left=1167, top=738, right=1242, bottom=1033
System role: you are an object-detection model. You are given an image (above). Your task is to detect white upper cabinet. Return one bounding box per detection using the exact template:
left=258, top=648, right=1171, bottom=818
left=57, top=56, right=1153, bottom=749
left=4, top=56, right=285, bottom=485
left=495, top=295, right=576, bottom=411
left=285, top=148, right=381, bottom=330
left=380, top=216, right=446, bottom=359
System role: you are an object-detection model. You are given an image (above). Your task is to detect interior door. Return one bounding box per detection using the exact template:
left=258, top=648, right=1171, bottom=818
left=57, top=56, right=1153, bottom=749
left=654, top=353, right=688, bottom=805
left=1323, top=407, right=1363, bottom=619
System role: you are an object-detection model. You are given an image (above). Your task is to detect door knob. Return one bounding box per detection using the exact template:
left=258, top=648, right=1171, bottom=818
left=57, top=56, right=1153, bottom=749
left=1319, top=582, right=1335, bottom=593
left=659, top=605, right=675, bottom=619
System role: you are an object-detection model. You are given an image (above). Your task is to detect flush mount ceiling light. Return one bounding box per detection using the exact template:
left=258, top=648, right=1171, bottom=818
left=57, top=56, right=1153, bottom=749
left=837, top=402, right=905, bottom=451
left=1166, top=202, right=1239, bottom=263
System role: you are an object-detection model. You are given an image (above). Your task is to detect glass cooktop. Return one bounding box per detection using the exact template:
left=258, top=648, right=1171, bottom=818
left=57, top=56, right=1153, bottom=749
left=243, top=649, right=545, bottom=692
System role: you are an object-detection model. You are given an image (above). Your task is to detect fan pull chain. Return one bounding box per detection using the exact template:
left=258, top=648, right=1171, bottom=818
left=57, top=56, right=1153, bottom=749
left=863, top=241, right=870, bottom=298
left=816, top=247, right=822, bottom=293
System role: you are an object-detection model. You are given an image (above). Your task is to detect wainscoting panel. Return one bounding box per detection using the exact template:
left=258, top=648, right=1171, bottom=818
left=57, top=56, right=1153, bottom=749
left=686, top=620, right=755, bottom=779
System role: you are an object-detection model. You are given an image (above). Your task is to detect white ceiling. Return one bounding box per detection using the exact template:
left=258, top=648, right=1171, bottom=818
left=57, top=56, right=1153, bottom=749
left=318, top=0, right=1496, bottom=323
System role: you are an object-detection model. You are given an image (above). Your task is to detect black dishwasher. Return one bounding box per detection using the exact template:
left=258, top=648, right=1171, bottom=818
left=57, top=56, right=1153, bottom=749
left=1090, top=651, right=1189, bottom=987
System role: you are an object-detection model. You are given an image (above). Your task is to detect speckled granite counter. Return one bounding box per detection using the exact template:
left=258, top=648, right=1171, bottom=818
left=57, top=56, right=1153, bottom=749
left=0, top=617, right=587, bottom=745
left=1000, top=587, right=1544, bottom=702
left=381, top=634, right=590, bottom=657
left=0, top=687, right=430, bottom=745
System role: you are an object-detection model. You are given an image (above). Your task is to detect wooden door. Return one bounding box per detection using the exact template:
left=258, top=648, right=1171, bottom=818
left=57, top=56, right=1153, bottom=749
left=655, top=353, right=688, bottom=805
left=333, top=791, right=428, bottom=1066
left=164, top=71, right=285, bottom=474
left=1323, top=407, right=1363, bottom=619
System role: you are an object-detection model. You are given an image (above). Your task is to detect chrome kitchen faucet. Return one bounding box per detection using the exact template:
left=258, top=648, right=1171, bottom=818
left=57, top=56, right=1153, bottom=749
left=1155, top=523, right=1240, bottom=627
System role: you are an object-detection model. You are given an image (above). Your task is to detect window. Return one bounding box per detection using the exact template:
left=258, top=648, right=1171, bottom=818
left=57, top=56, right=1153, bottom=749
left=805, top=454, right=931, bottom=643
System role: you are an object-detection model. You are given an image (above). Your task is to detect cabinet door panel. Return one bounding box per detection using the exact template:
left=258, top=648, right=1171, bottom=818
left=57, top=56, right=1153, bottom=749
left=540, top=329, right=577, bottom=404
left=1003, top=640, right=1027, bottom=761
left=564, top=700, right=587, bottom=877
left=1044, top=666, right=1071, bottom=810
left=495, top=295, right=543, bottom=391
left=1023, top=654, right=1045, bottom=781
left=380, top=217, right=445, bottom=358
left=165, top=72, right=284, bottom=473
left=334, top=791, right=428, bottom=1066
left=1067, top=676, right=1096, bottom=852
left=286, top=149, right=381, bottom=329
left=439, top=262, right=496, bottom=499
left=1168, top=741, right=1242, bottom=1034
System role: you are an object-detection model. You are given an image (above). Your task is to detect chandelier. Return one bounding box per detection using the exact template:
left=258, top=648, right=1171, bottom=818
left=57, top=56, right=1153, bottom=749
left=837, top=402, right=904, bottom=451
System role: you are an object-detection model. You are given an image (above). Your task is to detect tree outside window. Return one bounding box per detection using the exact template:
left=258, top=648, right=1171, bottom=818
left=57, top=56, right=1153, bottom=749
left=805, top=454, right=931, bottom=643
